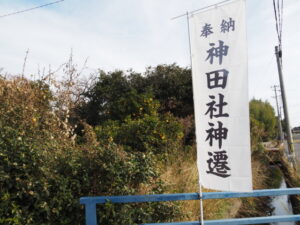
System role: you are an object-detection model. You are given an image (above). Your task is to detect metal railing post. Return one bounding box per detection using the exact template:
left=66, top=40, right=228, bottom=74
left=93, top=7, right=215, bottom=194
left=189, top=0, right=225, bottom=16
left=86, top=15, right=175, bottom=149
left=84, top=203, right=97, bottom=225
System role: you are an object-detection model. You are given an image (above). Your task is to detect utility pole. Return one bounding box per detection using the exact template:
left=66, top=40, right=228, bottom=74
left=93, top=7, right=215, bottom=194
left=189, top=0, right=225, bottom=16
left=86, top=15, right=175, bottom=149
left=275, top=45, right=296, bottom=168
left=272, top=85, right=284, bottom=142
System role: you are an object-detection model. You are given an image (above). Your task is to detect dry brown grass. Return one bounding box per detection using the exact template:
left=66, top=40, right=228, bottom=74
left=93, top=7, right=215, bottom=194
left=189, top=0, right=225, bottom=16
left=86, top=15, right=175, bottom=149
left=251, top=157, right=269, bottom=190
left=159, top=146, right=278, bottom=221
left=160, top=146, right=241, bottom=221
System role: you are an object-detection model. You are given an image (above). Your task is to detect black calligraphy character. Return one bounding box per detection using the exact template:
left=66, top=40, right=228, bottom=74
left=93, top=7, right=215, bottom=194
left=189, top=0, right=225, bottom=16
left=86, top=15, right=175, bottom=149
left=221, top=18, right=235, bottom=33
left=206, top=69, right=228, bottom=89
left=201, top=23, right=213, bottom=38
left=206, top=150, right=231, bottom=178
left=206, top=40, right=229, bottom=65
left=205, top=121, right=228, bottom=149
left=205, top=94, right=229, bottom=119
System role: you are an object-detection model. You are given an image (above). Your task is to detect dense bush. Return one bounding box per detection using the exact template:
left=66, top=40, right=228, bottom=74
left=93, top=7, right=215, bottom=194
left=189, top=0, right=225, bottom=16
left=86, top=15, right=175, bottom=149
left=0, top=76, right=180, bottom=225
left=78, top=64, right=193, bottom=126
left=0, top=78, right=54, bottom=140
left=143, top=64, right=193, bottom=117
left=95, top=113, right=183, bottom=156
left=250, top=99, right=277, bottom=142
left=0, top=124, right=180, bottom=224
left=0, top=126, right=48, bottom=225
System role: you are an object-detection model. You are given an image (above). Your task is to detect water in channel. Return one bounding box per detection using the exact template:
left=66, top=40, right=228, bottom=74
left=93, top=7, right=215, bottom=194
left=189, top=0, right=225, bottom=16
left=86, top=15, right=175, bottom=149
left=271, top=179, right=295, bottom=225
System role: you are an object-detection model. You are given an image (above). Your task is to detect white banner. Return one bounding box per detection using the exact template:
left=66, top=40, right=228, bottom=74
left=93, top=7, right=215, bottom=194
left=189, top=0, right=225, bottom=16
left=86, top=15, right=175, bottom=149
left=189, top=0, right=252, bottom=192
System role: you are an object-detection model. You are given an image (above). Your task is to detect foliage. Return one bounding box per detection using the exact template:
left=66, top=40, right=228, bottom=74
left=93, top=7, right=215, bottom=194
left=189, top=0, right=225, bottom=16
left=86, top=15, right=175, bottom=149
left=0, top=123, right=178, bottom=224
left=0, top=126, right=48, bottom=225
left=78, top=64, right=193, bottom=126
left=77, top=70, right=132, bottom=125
left=142, top=64, right=193, bottom=117
left=0, top=78, right=52, bottom=138
left=0, top=76, right=180, bottom=225
left=95, top=112, right=183, bottom=156
left=0, top=77, right=77, bottom=148
left=249, top=116, right=265, bottom=149
left=79, top=70, right=160, bottom=125
left=250, top=99, right=277, bottom=142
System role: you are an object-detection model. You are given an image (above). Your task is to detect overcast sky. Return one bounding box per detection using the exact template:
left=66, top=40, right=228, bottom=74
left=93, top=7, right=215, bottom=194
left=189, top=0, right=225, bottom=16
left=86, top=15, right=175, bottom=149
left=0, top=0, right=299, bottom=126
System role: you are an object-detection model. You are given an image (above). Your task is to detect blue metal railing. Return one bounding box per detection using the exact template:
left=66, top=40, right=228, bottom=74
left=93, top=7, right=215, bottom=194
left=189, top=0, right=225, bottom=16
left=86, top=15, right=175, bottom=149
left=80, top=188, right=300, bottom=225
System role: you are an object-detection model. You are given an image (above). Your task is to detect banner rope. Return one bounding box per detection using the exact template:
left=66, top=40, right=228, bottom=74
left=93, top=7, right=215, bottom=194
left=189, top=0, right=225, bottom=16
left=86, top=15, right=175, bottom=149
left=172, top=0, right=235, bottom=20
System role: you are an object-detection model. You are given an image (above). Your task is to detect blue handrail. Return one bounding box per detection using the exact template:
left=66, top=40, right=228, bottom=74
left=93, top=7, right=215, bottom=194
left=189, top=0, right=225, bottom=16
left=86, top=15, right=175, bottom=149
left=80, top=188, right=300, bottom=225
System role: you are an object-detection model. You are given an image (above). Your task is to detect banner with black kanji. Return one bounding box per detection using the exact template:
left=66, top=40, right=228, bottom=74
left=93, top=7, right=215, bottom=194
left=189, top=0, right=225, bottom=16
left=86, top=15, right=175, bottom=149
left=189, top=0, right=252, bottom=192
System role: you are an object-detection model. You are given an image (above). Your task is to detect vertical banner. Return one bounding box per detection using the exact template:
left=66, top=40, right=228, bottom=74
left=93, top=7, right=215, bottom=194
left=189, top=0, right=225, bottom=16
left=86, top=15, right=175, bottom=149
left=189, top=0, right=252, bottom=192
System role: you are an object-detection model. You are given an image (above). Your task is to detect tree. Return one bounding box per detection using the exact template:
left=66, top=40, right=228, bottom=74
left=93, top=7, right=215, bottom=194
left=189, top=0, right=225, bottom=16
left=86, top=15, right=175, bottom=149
left=78, top=64, right=194, bottom=126
left=249, top=99, right=277, bottom=141
left=78, top=70, right=131, bottom=125
left=143, top=64, right=193, bottom=117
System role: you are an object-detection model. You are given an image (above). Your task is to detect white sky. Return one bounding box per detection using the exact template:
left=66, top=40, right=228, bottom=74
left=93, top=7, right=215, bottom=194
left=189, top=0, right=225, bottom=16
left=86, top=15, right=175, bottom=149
left=0, top=0, right=299, bottom=126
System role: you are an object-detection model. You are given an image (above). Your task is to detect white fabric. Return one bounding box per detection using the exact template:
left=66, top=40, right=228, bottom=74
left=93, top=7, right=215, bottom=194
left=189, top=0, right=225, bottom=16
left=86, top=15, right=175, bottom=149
left=189, top=0, right=252, bottom=192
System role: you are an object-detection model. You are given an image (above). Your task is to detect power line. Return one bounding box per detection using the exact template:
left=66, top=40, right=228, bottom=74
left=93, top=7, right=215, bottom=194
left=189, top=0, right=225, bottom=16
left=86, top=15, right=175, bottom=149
left=273, top=0, right=280, bottom=43
left=280, top=0, right=284, bottom=46
left=0, top=0, right=65, bottom=19
left=272, top=0, right=283, bottom=46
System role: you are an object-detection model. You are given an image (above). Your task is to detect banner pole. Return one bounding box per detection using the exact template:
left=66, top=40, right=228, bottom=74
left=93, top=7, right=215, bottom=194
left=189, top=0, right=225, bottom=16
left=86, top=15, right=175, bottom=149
left=186, top=11, right=205, bottom=225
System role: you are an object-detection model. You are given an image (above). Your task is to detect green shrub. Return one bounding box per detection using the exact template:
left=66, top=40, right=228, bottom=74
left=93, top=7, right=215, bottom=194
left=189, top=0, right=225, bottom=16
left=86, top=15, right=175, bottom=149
left=0, top=124, right=179, bottom=224
left=0, top=126, right=50, bottom=225
left=0, top=76, right=180, bottom=225
left=250, top=99, right=277, bottom=141
left=95, top=113, right=183, bottom=156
